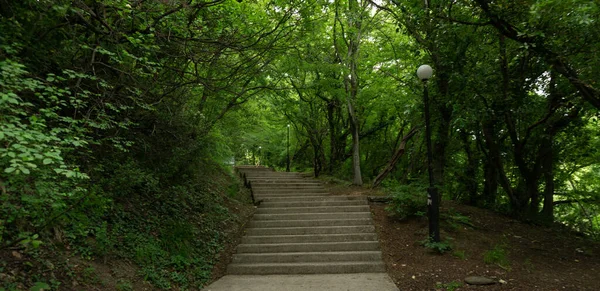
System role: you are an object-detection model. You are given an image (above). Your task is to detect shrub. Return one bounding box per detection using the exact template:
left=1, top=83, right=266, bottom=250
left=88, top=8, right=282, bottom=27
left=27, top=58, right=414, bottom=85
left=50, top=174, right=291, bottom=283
left=420, top=237, right=453, bottom=254
left=384, top=181, right=427, bottom=219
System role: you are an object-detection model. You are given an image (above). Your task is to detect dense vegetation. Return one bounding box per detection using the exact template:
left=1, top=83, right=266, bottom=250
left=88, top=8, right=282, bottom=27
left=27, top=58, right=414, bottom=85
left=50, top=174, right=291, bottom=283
left=1, top=0, right=599, bottom=289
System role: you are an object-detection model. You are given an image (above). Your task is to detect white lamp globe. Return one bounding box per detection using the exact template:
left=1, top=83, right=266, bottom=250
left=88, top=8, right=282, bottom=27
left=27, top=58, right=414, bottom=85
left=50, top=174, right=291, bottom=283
left=417, top=65, right=433, bottom=81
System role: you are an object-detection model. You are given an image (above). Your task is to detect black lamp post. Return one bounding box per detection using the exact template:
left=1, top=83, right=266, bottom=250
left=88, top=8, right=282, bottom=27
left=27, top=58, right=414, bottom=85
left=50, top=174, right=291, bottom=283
left=286, top=124, right=291, bottom=172
left=417, top=64, right=441, bottom=242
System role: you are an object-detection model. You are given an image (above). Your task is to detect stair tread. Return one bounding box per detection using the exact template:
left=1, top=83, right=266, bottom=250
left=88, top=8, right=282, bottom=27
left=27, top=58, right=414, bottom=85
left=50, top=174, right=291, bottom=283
left=229, top=261, right=384, bottom=266
left=238, top=240, right=379, bottom=246
left=247, top=225, right=373, bottom=230
left=244, top=233, right=375, bottom=238
left=234, top=251, right=381, bottom=256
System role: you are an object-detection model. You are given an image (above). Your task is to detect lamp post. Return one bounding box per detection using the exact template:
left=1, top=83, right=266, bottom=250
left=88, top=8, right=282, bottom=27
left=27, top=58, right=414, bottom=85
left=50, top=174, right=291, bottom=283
left=258, top=146, right=262, bottom=166
left=286, top=124, right=291, bottom=172
left=417, top=64, right=440, bottom=242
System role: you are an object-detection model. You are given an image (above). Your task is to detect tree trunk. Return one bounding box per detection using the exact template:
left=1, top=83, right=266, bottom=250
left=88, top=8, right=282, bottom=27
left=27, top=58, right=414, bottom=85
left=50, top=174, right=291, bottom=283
left=348, top=103, right=362, bottom=185
left=327, top=101, right=336, bottom=175
left=541, top=137, right=554, bottom=223
left=372, top=127, right=418, bottom=187
left=482, top=158, right=498, bottom=206
left=481, top=120, right=520, bottom=209
left=345, top=0, right=363, bottom=186
left=459, top=129, right=479, bottom=205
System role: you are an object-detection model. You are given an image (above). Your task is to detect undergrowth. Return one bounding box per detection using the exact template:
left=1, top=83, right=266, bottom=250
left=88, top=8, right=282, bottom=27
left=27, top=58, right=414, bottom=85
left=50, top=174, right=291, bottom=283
left=0, top=162, right=250, bottom=290
left=483, top=243, right=511, bottom=270
left=383, top=180, right=427, bottom=219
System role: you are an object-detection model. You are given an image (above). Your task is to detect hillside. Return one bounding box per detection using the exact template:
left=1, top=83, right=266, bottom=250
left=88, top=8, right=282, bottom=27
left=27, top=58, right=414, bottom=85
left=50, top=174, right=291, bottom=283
left=323, top=181, right=600, bottom=291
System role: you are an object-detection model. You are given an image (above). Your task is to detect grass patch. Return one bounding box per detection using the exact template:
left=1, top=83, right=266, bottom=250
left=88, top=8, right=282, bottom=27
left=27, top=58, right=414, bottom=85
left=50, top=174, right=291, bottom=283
left=483, top=243, right=511, bottom=270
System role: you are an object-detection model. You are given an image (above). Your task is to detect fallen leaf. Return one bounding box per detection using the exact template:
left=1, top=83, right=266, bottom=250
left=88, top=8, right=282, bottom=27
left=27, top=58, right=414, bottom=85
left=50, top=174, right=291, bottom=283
left=11, top=251, right=22, bottom=260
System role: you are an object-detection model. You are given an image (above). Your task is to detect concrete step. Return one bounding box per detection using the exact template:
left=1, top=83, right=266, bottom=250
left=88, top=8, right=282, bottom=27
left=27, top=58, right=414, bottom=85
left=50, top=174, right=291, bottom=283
left=236, top=241, right=380, bottom=253
left=257, top=196, right=335, bottom=202
left=245, top=174, right=305, bottom=177
left=253, top=189, right=327, bottom=193
left=253, top=190, right=329, bottom=196
left=253, top=191, right=328, bottom=195
left=236, top=168, right=272, bottom=172
left=231, top=251, right=382, bottom=263
left=253, top=188, right=328, bottom=193
left=252, top=188, right=329, bottom=194
left=247, top=176, right=309, bottom=179
left=242, top=233, right=377, bottom=244
left=248, top=178, right=313, bottom=181
left=258, top=196, right=365, bottom=202
left=260, top=200, right=367, bottom=208
left=252, top=181, right=323, bottom=188
left=254, top=192, right=329, bottom=197
left=246, top=175, right=308, bottom=181
left=253, top=212, right=371, bottom=221
left=227, top=261, right=386, bottom=274
left=255, top=195, right=336, bottom=201
left=249, top=218, right=373, bottom=228
left=256, top=205, right=370, bottom=214
left=245, top=225, right=375, bottom=236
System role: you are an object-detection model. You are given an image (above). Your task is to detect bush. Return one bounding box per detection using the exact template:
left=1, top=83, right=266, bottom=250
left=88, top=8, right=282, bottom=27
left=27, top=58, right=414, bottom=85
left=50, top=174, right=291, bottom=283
left=420, top=237, right=453, bottom=254
left=383, top=180, right=427, bottom=219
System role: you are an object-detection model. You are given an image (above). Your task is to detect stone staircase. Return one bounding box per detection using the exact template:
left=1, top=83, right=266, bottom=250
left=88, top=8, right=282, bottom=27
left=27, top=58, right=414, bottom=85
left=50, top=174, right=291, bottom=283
left=228, top=166, right=385, bottom=275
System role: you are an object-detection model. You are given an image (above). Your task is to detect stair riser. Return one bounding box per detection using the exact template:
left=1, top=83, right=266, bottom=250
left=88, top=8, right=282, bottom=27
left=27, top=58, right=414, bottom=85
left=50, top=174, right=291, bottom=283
left=249, top=181, right=311, bottom=184
left=232, top=252, right=382, bottom=263
left=256, top=206, right=370, bottom=214
left=243, top=175, right=306, bottom=178
left=245, top=226, right=375, bottom=236
left=252, top=183, right=323, bottom=186
left=253, top=189, right=327, bottom=193
left=242, top=234, right=377, bottom=244
left=260, top=201, right=367, bottom=208
left=255, top=194, right=331, bottom=198
left=227, top=262, right=386, bottom=275
left=236, top=242, right=380, bottom=253
left=253, top=213, right=371, bottom=221
left=249, top=219, right=372, bottom=228
left=259, top=196, right=365, bottom=202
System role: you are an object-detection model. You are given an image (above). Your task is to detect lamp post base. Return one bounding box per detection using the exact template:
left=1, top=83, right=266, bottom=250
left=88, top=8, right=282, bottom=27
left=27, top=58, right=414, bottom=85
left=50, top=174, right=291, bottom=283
left=427, top=186, right=441, bottom=242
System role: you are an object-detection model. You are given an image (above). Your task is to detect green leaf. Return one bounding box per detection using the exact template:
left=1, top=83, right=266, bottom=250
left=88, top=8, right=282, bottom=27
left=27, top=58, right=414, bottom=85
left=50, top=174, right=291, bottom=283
left=21, top=167, right=30, bottom=174
left=4, top=167, right=16, bottom=173
left=30, top=282, right=50, bottom=291
left=43, top=158, right=53, bottom=165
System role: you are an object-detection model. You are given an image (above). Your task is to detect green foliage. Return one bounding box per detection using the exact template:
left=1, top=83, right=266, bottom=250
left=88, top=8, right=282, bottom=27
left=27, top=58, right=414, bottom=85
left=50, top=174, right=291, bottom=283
left=0, top=0, right=262, bottom=288
left=420, top=237, right=453, bottom=254
left=29, top=282, right=50, bottom=291
left=115, top=280, right=133, bottom=291
left=2, top=0, right=600, bottom=288
left=442, top=208, right=475, bottom=230
left=384, top=180, right=427, bottom=219
left=523, top=257, right=535, bottom=273
left=435, top=281, right=463, bottom=291
left=0, top=58, right=92, bottom=247
left=452, top=250, right=467, bottom=260
left=483, top=244, right=511, bottom=270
